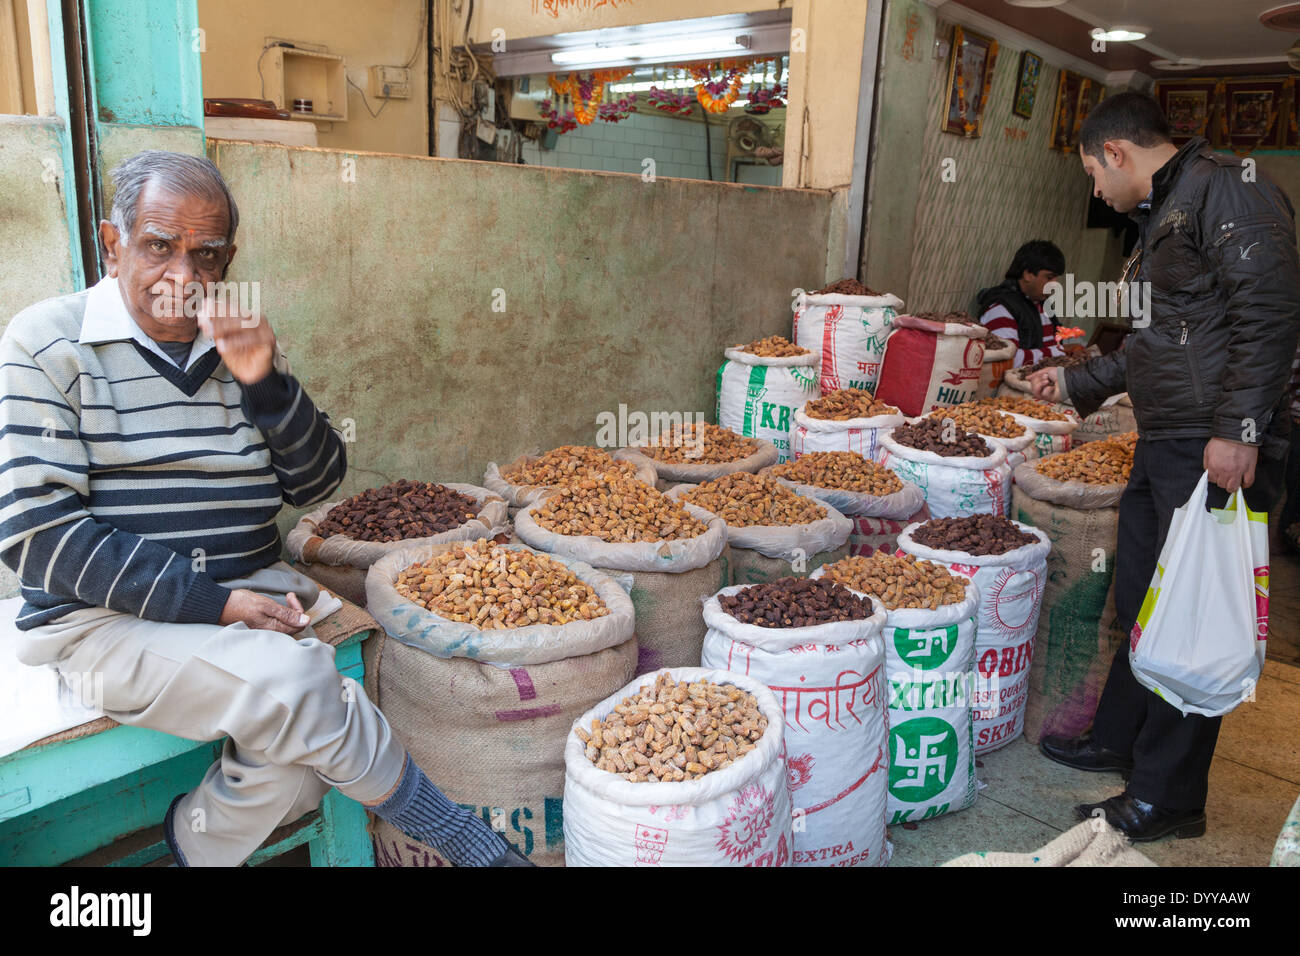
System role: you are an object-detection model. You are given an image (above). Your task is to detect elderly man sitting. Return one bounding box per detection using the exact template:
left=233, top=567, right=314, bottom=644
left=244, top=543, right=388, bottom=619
left=0, top=150, right=528, bottom=867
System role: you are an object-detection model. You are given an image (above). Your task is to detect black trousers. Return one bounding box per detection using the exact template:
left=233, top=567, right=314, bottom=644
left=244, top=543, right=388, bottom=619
left=1090, top=437, right=1284, bottom=810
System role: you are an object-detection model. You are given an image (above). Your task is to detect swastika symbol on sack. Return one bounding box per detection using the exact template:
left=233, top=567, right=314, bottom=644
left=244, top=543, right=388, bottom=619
left=889, top=717, right=958, bottom=803
left=892, top=625, right=958, bottom=670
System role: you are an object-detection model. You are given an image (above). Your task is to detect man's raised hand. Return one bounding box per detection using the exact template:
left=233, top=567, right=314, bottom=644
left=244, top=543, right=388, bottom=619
left=198, top=295, right=276, bottom=385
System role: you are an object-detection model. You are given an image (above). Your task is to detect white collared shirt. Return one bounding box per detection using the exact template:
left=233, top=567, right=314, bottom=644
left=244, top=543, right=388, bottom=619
left=78, top=275, right=215, bottom=371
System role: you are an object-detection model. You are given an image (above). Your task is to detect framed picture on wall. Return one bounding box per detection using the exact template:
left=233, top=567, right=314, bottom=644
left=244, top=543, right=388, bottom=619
left=1048, top=69, right=1084, bottom=151
left=1154, top=79, right=1219, bottom=146
left=1223, top=78, right=1287, bottom=151
left=1013, top=51, right=1042, bottom=119
left=942, top=25, right=1000, bottom=137
left=1072, top=78, right=1106, bottom=145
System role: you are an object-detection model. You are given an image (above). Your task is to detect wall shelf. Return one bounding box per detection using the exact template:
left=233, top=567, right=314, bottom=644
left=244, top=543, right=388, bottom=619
left=266, top=46, right=347, bottom=123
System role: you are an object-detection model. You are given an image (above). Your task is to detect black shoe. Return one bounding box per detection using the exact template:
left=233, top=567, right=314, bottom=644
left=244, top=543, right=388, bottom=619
left=1040, top=732, right=1134, bottom=773
left=162, top=793, right=190, bottom=867
left=1075, top=792, right=1206, bottom=842
left=489, top=843, right=536, bottom=867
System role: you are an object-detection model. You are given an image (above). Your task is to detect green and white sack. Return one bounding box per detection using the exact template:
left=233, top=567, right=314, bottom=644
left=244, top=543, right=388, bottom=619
left=878, top=429, right=1011, bottom=519
left=563, top=667, right=794, bottom=867
left=815, top=566, right=979, bottom=823
left=897, top=520, right=1051, bottom=754
left=702, top=585, right=890, bottom=867
left=716, top=346, right=821, bottom=463
left=513, top=502, right=729, bottom=674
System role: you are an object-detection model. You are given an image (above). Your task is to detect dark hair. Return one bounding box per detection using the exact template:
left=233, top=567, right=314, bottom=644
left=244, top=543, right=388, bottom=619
left=1006, top=240, right=1065, bottom=280
left=1078, top=92, right=1172, bottom=162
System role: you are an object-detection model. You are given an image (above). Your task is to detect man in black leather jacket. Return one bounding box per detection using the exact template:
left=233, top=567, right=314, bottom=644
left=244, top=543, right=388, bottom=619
left=1028, top=92, right=1300, bottom=841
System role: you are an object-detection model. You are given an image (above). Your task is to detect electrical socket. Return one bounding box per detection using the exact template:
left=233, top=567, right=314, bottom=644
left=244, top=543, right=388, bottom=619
left=368, top=65, right=411, bottom=99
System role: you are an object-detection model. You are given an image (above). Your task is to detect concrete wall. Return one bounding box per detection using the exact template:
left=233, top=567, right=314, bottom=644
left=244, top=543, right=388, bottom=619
left=205, top=141, right=831, bottom=531
left=195, top=0, right=428, bottom=156
left=863, top=1, right=1125, bottom=324
left=0, top=115, right=78, bottom=320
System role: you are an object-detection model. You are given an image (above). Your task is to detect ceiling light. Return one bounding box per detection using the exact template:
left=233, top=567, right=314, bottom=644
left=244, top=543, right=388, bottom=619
left=551, top=34, right=751, bottom=67
left=1003, top=0, right=1069, bottom=7
left=1150, top=57, right=1204, bottom=71
left=1091, top=27, right=1147, bottom=42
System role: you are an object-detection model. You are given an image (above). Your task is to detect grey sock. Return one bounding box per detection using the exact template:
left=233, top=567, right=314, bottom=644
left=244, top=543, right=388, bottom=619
left=369, top=754, right=509, bottom=867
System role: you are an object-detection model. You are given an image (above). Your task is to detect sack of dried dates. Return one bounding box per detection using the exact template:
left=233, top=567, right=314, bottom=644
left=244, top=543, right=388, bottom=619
left=925, top=404, right=1037, bottom=477
left=791, top=387, right=906, bottom=461
left=617, top=422, right=779, bottom=489
left=974, top=395, right=1080, bottom=460
left=363, top=539, right=637, bottom=866
left=873, top=312, right=988, bottom=417
left=812, top=553, right=979, bottom=823
left=977, top=337, right=1017, bottom=398
left=1010, top=445, right=1132, bottom=745
left=563, top=667, right=793, bottom=867
left=484, top=445, right=658, bottom=512
left=286, top=480, right=509, bottom=605
left=759, top=452, right=925, bottom=559
left=878, top=419, right=1011, bottom=519
left=792, top=281, right=904, bottom=396
left=513, top=474, right=730, bottom=674
left=897, top=516, right=1051, bottom=754
left=999, top=364, right=1136, bottom=445
left=701, top=580, right=889, bottom=867
left=716, top=336, right=821, bottom=463
left=668, top=473, right=853, bottom=586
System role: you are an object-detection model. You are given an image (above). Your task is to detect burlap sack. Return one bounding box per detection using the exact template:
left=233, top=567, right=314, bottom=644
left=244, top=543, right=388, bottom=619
left=366, top=633, right=637, bottom=867
left=364, top=541, right=637, bottom=866
left=484, top=451, right=657, bottom=509
left=942, top=819, right=1156, bottom=867
left=618, top=438, right=779, bottom=487
left=999, top=367, right=1135, bottom=445
left=286, top=483, right=509, bottom=606
left=761, top=472, right=926, bottom=559
left=731, top=542, right=851, bottom=587
left=978, top=337, right=1017, bottom=398
left=1012, top=481, right=1127, bottom=745
left=512, top=502, right=730, bottom=674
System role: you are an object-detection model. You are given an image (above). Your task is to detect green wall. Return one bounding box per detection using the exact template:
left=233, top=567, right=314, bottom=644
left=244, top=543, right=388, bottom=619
left=206, top=141, right=832, bottom=532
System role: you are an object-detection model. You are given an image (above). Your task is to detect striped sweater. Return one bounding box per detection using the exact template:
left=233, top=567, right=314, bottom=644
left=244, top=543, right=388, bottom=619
left=0, top=282, right=346, bottom=630
left=978, top=302, right=1063, bottom=369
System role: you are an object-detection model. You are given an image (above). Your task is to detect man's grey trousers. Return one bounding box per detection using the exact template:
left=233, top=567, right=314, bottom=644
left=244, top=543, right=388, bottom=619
left=15, top=563, right=407, bottom=866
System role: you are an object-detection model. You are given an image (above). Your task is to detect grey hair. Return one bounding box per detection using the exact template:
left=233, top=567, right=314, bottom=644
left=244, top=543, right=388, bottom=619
left=107, top=150, right=240, bottom=244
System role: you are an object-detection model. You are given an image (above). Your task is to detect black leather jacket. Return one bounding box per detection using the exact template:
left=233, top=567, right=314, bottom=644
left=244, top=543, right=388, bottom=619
left=1064, top=137, right=1300, bottom=458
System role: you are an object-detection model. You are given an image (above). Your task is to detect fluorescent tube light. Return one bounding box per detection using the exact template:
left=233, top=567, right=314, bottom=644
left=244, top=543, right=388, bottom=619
left=551, top=34, right=751, bottom=67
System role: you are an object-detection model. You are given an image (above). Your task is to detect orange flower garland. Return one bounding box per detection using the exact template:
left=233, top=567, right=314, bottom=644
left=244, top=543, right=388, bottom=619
left=548, top=68, right=633, bottom=125
left=690, top=60, right=750, bottom=114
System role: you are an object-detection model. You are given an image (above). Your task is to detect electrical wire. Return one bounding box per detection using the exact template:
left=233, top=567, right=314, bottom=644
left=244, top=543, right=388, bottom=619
left=402, top=0, right=429, bottom=68
left=347, top=74, right=391, bottom=119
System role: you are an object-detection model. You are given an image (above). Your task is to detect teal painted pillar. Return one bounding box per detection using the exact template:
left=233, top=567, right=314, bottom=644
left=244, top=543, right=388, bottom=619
left=44, top=0, right=86, bottom=288
left=83, top=0, right=203, bottom=127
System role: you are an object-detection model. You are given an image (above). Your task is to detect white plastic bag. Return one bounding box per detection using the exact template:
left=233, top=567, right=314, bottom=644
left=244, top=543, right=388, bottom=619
left=564, top=667, right=794, bottom=867
left=701, top=585, right=889, bottom=867
left=1129, top=473, right=1269, bottom=717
